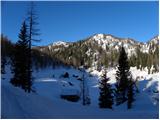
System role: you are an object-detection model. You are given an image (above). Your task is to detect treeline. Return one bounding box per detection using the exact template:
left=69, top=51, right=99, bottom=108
left=1, top=35, right=14, bottom=76
left=1, top=35, right=64, bottom=72
left=41, top=39, right=159, bottom=74
left=129, top=45, right=159, bottom=74
left=43, top=40, right=119, bottom=70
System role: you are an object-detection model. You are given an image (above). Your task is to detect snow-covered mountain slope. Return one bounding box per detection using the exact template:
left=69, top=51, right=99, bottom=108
left=40, top=34, right=158, bottom=55
left=1, top=66, right=159, bottom=119
left=87, top=34, right=158, bottom=55
left=41, top=41, right=70, bottom=52
left=50, top=41, right=70, bottom=48
left=35, top=34, right=159, bottom=71
left=88, top=34, right=138, bottom=55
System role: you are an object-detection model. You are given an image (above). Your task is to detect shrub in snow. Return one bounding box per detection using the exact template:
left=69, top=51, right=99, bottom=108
left=63, top=72, right=69, bottom=78
left=52, top=74, right=55, bottom=78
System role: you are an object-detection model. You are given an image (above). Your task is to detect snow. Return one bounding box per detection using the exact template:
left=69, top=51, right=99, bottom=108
left=1, top=66, right=159, bottom=119
left=52, top=41, right=69, bottom=47
left=89, top=34, right=159, bottom=57
left=61, top=88, right=80, bottom=96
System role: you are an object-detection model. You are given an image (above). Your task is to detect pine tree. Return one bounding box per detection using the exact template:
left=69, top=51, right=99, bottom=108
left=1, top=55, right=6, bottom=79
left=10, top=21, right=32, bottom=92
left=99, top=69, right=113, bottom=109
left=127, top=76, right=134, bottom=109
left=115, top=46, right=131, bottom=105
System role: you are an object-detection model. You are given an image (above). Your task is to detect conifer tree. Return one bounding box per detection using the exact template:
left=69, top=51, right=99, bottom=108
left=1, top=35, right=7, bottom=78
left=99, top=69, right=113, bottom=108
left=1, top=55, right=6, bottom=79
left=115, top=46, right=131, bottom=105
left=10, top=21, right=32, bottom=92
left=127, top=76, right=134, bottom=109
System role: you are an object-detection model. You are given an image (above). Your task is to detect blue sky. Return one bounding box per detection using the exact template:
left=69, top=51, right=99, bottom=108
left=2, top=1, right=159, bottom=46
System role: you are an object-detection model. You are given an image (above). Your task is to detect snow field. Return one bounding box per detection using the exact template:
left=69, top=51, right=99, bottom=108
left=1, top=66, right=159, bottom=118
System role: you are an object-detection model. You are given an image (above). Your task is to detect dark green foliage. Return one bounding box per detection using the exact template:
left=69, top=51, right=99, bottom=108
left=1, top=55, right=6, bottom=76
left=32, top=48, right=59, bottom=70
left=1, top=35, right=14, bottom=79
left=33, top=34, right=158, bottom=72
left=127, top=76, right=134, bottom=109
left=99, top=70, right=113, bottom=109
left=115, top=47, right=131, bottom=105
left=1, top=34, right=59, bottom=72
left=1, top=34, right=14, bottom=58
left=135, top=46, right=141, bottom=69
left=134, top=43, right=159, bottom=73
left=1, top=35, right=15, bottom=76
left=129, top=54, right=136, bottom=67
left=10, top=21, right=32, bottom=92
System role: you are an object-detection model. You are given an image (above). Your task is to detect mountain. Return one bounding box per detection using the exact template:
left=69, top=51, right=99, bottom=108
left=2, top=33, right=158, bottom=73
left=40, top=34, right=158, bottom=54
left=35, top=34, right=159, bottom=73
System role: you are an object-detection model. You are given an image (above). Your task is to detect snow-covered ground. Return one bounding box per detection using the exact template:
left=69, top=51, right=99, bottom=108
left=1, top=66, right=159, bottom=119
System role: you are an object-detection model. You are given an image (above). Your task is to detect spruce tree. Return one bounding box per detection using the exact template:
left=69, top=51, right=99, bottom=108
left=127, top=76, right=134, bottom=109
left=1, top=37, right=7, bottom=76
left=10, top=21, right=32, bottom=92
left=1, top=35, right=8, bottom=79
left=99, top=69, right=113, bottom=109
left=1, top=55, right=6, bottom=79
left=115, top=46, right=131, bottom=105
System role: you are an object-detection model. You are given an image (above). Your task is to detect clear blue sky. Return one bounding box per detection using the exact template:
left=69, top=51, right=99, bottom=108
left=2, top=1, right=159, bottom=46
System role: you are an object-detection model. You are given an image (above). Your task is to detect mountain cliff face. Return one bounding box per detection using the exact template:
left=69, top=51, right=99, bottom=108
left=36, top=34, right=159, bottom=72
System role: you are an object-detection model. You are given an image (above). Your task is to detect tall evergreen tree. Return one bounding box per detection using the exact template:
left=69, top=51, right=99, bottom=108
left=115, top=46, right=131, bottom=105
left=1, top=55, right=6, bottom=79
left=99, top=69, right=113, bottom=109
left=127, top=76, right=134, bottom=109
left=10, top=21, right=32, bottom=92
left=1, top=36, right=6, bottom=76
